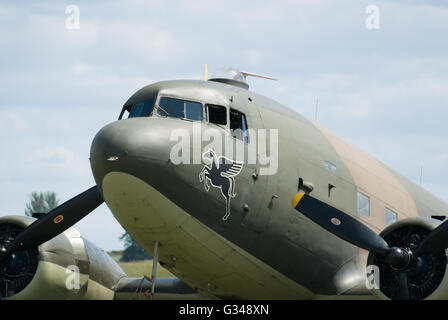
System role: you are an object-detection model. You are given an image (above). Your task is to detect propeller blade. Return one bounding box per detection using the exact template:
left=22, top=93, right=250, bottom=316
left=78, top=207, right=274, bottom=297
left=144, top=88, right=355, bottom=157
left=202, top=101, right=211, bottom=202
left=397, top=272, right=410, bottom=300
left=413, top=219, right=448, bottom=257
left=292, top=193, right=390, bottom=255
left=1, top=186, right=103, bottom=259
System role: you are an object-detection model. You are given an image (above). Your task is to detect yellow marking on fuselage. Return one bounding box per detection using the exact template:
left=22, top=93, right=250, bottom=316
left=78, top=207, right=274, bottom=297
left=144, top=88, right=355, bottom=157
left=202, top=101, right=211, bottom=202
left=292, top=193, right=305, bottom=209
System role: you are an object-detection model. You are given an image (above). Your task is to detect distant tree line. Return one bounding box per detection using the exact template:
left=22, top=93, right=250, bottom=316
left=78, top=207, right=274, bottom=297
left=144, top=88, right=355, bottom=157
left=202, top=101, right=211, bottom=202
left=25, top=191, right=59, bottom=216
left=119, top=232, right=152, bottom=262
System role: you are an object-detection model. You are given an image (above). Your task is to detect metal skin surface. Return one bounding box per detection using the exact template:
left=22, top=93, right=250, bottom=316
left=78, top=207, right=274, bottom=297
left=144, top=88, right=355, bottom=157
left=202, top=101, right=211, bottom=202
left=0, top=216, right=126, bottom=300
left=89, top=79, right=448, bottom=299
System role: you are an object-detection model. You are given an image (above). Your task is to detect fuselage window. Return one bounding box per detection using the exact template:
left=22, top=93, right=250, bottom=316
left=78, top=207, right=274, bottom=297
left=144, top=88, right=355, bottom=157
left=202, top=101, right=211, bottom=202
left=230, top=109, right=249, bottom=143
left=385, top=208, right=398, bottom=226
left=206, top=104, right=227, bottom=125
left=357, top=191, right=370, bottom=218
left=128, top=98, right=156, bottom=118
left=157, top=97, right=203, bottom=121
left=323, top=160, right=337, bottom=173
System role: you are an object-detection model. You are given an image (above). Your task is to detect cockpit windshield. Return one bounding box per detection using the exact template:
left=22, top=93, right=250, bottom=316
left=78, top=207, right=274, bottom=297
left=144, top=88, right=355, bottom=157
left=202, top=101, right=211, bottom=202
left=157, top=97, right=203, bottom=121
left=121, top=97, right=155, bottom=119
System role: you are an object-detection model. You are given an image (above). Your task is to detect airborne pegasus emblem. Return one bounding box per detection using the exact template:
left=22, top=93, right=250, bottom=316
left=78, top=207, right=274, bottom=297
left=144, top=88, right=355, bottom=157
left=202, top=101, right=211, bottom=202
left=199, top=149, right=243, bottom=221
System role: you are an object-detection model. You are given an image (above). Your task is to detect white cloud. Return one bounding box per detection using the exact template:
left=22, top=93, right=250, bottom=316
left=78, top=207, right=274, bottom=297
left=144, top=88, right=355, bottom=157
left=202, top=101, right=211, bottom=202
left=73, top=62, right=94, bottom=76
left=0, top=111, right=29, bottom=137
left=27, top=146, right=90, bottom=177
left=243, top=50, right=264, bottom=68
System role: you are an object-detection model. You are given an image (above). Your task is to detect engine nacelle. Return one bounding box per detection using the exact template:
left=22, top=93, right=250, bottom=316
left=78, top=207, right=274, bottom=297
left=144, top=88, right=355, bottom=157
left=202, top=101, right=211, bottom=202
left=367, top=217, right=448, bottom=300
left=0, top=216, right=126, bottom=300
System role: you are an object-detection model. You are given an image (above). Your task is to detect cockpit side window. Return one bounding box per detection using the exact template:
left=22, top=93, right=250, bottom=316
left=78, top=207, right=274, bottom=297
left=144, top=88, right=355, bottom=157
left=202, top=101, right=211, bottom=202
left=206, top=104, right=227, bottom=126
left=157, top=97, right=203, bottom=121
left=230, top=109, right=249, bottom=143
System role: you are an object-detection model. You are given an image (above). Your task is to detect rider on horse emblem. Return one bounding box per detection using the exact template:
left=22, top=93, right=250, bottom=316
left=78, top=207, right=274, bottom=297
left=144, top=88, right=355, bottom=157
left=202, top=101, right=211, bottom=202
left=199, top=149, right=244, bottom=221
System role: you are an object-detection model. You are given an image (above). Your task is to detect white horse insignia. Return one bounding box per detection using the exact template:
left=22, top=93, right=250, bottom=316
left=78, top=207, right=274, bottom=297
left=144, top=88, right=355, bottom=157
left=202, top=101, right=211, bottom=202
left=199, top=149, right=243, bottom=221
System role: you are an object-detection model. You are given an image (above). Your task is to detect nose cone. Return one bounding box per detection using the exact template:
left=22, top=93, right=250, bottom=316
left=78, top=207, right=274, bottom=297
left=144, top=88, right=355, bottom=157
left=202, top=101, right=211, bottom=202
left=90, top=118, right=170, bottom=163
left=89, top=117, right=210, bottom=236
left=90, top=117, right=238, bottom=234
left=90, top=118, right=174, bottom=190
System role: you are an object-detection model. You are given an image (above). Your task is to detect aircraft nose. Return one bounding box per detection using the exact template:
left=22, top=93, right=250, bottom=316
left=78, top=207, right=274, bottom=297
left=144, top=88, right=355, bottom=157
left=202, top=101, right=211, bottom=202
left=89, top=117, right=208, bottom=234
left=89, top=118, right=174, bottom=190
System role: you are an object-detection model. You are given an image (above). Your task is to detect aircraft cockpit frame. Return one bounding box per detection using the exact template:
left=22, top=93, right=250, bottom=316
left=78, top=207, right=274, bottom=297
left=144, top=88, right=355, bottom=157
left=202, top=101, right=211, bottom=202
left=118, top=81, right=251, bottom=143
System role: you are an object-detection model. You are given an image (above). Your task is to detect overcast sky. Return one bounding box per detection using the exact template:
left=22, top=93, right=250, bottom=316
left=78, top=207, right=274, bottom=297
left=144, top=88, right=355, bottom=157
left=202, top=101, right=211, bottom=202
left=1, top=0, right=447, bottom=251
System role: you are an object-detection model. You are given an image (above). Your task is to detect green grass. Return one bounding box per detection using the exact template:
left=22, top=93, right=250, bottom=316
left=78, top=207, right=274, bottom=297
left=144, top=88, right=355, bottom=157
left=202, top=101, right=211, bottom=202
left=107, top=250, right=175, bottom=278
